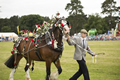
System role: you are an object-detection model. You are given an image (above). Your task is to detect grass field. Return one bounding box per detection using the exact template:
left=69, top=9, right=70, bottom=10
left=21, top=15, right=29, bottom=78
left=0, top=41, right=120, bottom=80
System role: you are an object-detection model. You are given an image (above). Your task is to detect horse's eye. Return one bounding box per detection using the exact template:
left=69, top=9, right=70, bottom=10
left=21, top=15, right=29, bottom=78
left=64, top=28, right=66, bottom=31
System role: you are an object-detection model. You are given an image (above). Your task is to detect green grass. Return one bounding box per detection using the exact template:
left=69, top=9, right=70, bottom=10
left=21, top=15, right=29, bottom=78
left=0, top=41, right=120, bottom=80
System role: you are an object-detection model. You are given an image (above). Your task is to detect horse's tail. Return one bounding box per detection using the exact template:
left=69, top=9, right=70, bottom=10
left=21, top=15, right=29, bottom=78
left=4, top=55, right=14, bottom=69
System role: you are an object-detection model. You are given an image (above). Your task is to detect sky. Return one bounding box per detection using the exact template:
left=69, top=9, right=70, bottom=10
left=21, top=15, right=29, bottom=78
left=0, top=0, right=120, bottom=18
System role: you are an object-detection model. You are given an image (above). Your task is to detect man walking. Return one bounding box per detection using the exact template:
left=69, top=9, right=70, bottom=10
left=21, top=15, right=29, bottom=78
left=66, top=29, right=96, bottom=80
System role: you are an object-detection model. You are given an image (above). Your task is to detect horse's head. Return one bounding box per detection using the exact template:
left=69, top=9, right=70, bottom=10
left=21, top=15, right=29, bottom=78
left=52, top=18, right=70, bottom=42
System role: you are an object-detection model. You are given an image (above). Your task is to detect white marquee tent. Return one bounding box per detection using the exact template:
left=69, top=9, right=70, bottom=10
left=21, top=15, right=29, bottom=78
left=0, top=32, right=18, bottom=41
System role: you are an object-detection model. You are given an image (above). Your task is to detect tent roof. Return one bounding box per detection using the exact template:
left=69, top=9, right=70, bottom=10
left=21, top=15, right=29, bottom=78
left=0, top=32, right=18, bottom=37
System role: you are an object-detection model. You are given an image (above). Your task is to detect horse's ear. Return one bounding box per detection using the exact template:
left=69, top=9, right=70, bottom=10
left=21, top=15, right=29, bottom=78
left=52, top=24, right=55, bottom=31
left=57, top=19, right=62, bottom=24
left=52, top=20, right=57, bottom=31
left=67, top=21, right=69, bottom=26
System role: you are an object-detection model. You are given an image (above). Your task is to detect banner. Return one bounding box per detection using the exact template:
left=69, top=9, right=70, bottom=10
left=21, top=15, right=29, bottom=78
left=17, top=26, right=19, bottom=34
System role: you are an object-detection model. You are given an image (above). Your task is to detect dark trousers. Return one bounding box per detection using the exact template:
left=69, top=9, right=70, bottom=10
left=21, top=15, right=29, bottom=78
left=69, top=59, right=90, bottom=80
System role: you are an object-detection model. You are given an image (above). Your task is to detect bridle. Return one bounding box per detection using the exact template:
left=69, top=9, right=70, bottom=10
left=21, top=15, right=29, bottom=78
left=52, top=18, right=69, bottom=41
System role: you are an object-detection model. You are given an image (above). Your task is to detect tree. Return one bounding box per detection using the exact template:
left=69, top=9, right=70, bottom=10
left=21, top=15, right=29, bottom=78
left=0, top=16, right=19, bottom=33
left=65, top=0, right=83, bottom=15
left=42, top=16, right=50, bottom=22
left=65, top=0, right=86, bottom=35
left=10, top=15, right=20, bottom=33
left=0, top=18, right=4, bottom=31
left=66, top=14, right=87, bottom=35
left=19, top=14, right=44, bottom=31
left=101, top=0, right=120, bottom=29
left=0, top=15, right=49, bottom=33
left=1, top=26, right=11, bottom=32
left=84, top=14, right=108, bottom=34
left=0, top=18, right=10, bottom=32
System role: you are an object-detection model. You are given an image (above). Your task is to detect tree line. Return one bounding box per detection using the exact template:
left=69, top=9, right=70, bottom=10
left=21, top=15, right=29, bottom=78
left=0, top=0, right=119, bottom=35
left=0, top=15, right=50, bottom=34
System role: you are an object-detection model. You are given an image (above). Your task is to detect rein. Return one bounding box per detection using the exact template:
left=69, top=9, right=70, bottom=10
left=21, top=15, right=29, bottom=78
left=23, top=35, right=51, bottom=55
left=24, top=43, right=48, bottom=54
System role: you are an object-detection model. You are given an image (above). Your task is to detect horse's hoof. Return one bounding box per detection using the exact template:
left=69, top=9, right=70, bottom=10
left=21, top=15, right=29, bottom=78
left=26, top=78, right=31, bottom=80
left=49, top=71, right=59, bottom=80
left=9, top=77, right=14, bottom=80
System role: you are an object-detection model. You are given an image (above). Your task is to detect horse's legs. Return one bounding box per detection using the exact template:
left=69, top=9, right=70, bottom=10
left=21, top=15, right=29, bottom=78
left=54, top=59, right=62, bottom=74
left=49, top=59, right=62, bottom=80
left=31, top=60, right=34, bottom=71
left=46, top=60, right=52, bottom=80
left=9, top=54, right=23, bottom=80
left=25, top=59, right=31, bottom=80
left=9, top=68, right=16, bottom=80
left=26, top=68, right=31, bottom=80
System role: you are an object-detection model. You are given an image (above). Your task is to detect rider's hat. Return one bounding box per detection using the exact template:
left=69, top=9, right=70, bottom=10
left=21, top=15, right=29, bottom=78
left=80, top=29, right=87, bottom=34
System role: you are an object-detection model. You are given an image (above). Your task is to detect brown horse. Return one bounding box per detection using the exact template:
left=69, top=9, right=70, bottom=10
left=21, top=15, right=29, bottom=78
left=5, top=18, right=70, bottom=80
